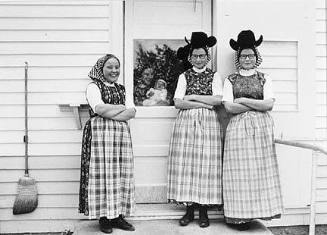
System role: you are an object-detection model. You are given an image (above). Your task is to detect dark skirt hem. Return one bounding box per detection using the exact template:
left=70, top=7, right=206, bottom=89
left=168, top=199, right=223, bottom=209
left=224, top=214, right=281, bottom=224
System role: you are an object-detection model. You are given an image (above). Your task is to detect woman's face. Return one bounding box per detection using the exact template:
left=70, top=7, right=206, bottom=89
left=142, top=68, right=154, bottom=85
left=103, top=57, right=120, bottom=83
left=239, top=49, right=256, bottom=70
left=190, top=48, right=208, bottom=69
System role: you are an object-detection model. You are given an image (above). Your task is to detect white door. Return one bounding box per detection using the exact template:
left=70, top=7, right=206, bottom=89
left=215, top=0, right=316, bottom=209
left=124, top=0, right=212, bottom=203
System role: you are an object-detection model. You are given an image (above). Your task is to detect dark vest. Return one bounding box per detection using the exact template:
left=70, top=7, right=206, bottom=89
left=228, top=71, right=266, bottom=100
left=89, top=81, right=125, bottom=117
left=185, top=68, right=215, bottom=96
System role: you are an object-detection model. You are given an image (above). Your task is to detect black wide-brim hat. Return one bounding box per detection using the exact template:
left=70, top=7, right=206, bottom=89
left=230, top=30, right=263, bottom=51
left=177, top=32, right=217, bottom=60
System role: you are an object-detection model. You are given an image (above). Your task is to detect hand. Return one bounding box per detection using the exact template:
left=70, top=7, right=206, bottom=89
left=126, top=108, right=136, bottom=119
left=146, top=90, right=154, bottom=98
left=204, top=104, right=214, bottom=110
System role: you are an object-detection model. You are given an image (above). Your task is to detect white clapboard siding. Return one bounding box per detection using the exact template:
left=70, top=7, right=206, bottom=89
left=0, top=194, right=78, bottom=209
left=315, top=0, right=327, bottom=142
left=0, top=79, right=89, bottom=92
left=0, top=2, right=116, bottom=230
left=0, top=93, right=87, bottom=105
left=315, top=0, right=327, bottom=221
left=0, top=105, right=90, bottom=118
left=259, top=41, right=298, bottom=112
left=0, top=156, right=80, bottom=170
left=0, top=66, right=92, bottom=80
left=1, top=182, right=79, bottom=196
left=0, top=31, right=109, bottom=42
left=0, top=42, right=111, bottom=54
left=0, top=18, right=110, bottom=30
left=0, top=169, right=81, bottom=183
left=0, top=4, right=109, bottom=18
left=0, top=208, right=84, bottom=221
left=0, top=55, right=108, bottom=67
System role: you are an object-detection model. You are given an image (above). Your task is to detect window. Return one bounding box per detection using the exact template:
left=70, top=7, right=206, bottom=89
left=133, top=39, right=185, bottom=106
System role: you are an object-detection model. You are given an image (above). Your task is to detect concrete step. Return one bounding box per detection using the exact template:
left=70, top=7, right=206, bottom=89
left=129, top=203, right=223, bottom=220
left=74, top=204, right=273, bottom=235
left=74, top=219, right=272, bottom=235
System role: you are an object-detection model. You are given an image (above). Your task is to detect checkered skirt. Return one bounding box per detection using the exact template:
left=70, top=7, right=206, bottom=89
left=223, top=111, right=283, bottom=223
left=167, top=108, right=223, bottom=205
left=88, top=116, right=135, bottom=219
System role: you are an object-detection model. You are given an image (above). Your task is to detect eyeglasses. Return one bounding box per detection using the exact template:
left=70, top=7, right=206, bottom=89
left=191, top=54, right=207, bottom=60
left=239, top=54, right=256, bottom=59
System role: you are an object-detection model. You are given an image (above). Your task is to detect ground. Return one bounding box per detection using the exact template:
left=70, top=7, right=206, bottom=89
left=269, top=225, right=327, bottom=235
left=4, top=224, right=327, bottom=235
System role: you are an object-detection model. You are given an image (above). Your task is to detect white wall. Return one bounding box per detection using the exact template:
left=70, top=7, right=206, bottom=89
left=315, top=0, right=327, bottom=225
left=0, top=1, right=114, bottom=233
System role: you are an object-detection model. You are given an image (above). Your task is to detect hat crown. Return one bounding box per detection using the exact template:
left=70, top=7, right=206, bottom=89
left=190, top=32, right=208, bottom=48
left=229, top=30, right=263, bottom=51
left=238, top=30, right=256, bottom=47
left=186, top=31, right=217, bottom=49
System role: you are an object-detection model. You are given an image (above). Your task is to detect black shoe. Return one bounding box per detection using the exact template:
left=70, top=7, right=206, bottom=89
left=99, top=217, right=113, bottom=234
left=227, top=222, right=250, bottom=231
left=179, top=205, right=195, bottom=226
left=111, top=215, right=135, bottom=231
left=199, top=205, right=209, bottom=228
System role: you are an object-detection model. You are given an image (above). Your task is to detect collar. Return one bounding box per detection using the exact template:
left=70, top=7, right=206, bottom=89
left=239, top=69, right=256, bottom=76
left=192, top=66, right=206, bottom=73
left=104, top=81, right=116, bottom=87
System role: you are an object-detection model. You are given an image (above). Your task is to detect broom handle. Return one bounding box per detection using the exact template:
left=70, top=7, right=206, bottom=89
left=24, top=62, right=29, bottom=175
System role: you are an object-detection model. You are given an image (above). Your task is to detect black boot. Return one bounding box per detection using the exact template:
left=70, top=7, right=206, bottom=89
left=99, top=217, right=113, bottom=234
left=111, top=215, right=135, bottom=231
left=199, top=205, right=209, bottom=228
left=179, top=205, right=195, bottom=226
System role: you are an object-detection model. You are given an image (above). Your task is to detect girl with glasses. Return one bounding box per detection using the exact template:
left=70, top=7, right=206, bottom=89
left=167, top=32, right=223, bottom=228
left=222, top=30, right=283, bottom=231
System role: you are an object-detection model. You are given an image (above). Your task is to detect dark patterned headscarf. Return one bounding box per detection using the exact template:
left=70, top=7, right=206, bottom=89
left=88, top=54, right=120, bottom=84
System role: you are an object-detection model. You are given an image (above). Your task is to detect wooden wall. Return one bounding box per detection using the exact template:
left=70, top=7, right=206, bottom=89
left=315, top=0, right=327, bottom=225
left=0, top=1, right=113, bottom=232
left=0, top=0, right=325, bottom=233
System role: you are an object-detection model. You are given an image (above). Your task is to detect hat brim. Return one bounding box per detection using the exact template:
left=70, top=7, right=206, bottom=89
left=177, top=44, right=191, bottom=60
left=255, top=35, right=263, bottom=47
left=229, top=39, right=239, bottom=51
left=207, top=36, right=217, bottom=47
left=230, top=35, right=263, bottom=50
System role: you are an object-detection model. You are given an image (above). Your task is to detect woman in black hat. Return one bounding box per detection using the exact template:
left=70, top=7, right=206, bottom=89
left=167, top=32, right=223, bottom=228
left=222, top=30, right=283, bottom=230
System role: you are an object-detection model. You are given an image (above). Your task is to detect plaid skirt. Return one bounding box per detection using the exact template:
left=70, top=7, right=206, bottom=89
left=167, top=108, right=223, bottom=205
left=223, top=111, right=283, bottom=223
left=83, top=116, right=135, bottom=219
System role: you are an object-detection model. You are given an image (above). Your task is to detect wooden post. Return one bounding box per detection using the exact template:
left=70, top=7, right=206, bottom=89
left=309, top=151, right=318, bottom=235
left=71, top=105, right=82, bottom=130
